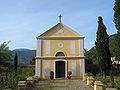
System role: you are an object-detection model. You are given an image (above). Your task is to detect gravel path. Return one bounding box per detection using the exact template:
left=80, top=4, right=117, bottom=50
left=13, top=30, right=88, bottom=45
left=29, top=79, right=93, bottom=90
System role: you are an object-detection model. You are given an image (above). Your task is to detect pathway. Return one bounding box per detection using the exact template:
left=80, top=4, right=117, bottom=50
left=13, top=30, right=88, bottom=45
left=28, top=79, right=93, bottom=90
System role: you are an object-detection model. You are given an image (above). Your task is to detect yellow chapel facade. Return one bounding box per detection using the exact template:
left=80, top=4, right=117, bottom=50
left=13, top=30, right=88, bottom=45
left=35, top=20, right=85, bottom=79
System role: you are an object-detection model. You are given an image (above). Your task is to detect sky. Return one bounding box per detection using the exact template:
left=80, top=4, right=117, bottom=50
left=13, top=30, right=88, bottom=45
left=0, top=0, right=117, bottom=50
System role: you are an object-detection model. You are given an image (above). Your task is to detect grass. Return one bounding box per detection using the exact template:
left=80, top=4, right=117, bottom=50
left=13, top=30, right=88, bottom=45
left=0, top=67, right=35, bottom=90
left=94, top=76, right=120, bottom=89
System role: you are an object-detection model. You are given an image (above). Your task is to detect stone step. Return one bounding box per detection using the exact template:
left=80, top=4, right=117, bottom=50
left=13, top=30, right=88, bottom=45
left=28, top=80, right=93, bottom=90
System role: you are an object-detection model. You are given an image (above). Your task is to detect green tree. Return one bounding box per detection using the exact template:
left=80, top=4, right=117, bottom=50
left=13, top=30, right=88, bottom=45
left=85, top=51, right=97, bottom=64
left=30, top=57, right=35, bottom=65
left=113, top=0, right=120, bottom=64
left=113, top=0, right=120, bottom=32
left=0, top=41, right=12, bottom=80
left=0, top=41, right=12, bottom=66
left=110, top=33, right=120, bottom=64
left=14, top=52, right=18, bottom=73
left=95, top=16, right=111, bottom=79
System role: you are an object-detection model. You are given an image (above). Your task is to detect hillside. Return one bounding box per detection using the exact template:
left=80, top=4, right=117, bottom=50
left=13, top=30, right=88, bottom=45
left=11, top=34, right=115, bottom=65
left=89, top=34, right=116, bottom=52
left=12, top=49, right=36, bottom=64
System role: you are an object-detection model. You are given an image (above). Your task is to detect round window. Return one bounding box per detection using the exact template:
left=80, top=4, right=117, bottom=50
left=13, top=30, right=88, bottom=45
left=58, top=42, right=63, bottom=48
left=57, top=28, right=63, bottom=33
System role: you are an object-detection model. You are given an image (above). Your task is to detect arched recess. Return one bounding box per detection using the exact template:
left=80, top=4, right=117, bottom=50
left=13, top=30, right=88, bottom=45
left=55, top=52, right=65, bottom=56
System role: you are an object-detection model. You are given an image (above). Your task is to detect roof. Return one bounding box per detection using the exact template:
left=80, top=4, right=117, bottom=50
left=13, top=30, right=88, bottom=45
left=37, top=22, right=84, bottom=39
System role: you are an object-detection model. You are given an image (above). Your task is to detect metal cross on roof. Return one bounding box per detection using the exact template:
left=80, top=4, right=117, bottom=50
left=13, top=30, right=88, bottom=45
left=59, top=15, right=62, bottom=23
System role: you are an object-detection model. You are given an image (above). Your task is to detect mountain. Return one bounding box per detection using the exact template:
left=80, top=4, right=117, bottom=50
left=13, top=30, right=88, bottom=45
left=14, top=48, right=31, bottom=51
left=11, top=34, right=116, bottom=65
left=12, top=49, right=36, bottom=64
left=89, top=34, right=116, bottom=52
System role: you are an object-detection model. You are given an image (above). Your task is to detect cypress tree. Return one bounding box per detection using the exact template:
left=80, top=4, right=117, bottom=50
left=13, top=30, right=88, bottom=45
left=14, top=52, right=18, bottom=73
left=95, top=16, right=111, bottom=79
left=113, top=0, right=120, bottom=64
left=113, top=0, right=120, bottom=32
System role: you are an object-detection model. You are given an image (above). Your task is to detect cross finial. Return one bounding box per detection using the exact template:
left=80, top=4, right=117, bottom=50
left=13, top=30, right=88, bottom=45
left=59, top=15, right=62, bottom=23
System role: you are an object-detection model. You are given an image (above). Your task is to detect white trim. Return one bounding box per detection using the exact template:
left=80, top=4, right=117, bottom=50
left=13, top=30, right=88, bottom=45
left=80, top=59, right=85, bottom=78
left=80, top=40, right=84, bottom=56
left=44, top=61, right=50, bottom=76
left=70, top=40, right=76, bottom=54
left=35, top=59, right=41, bottom=78
left=71, top=61, right=76, bottom=76
left=45, top=40, right=50, bottom=55
left=54, top=51, right=66, bottom=56
left=37, top=40, right=41, bottom=56
left=54, top=59, right=67, bottom=79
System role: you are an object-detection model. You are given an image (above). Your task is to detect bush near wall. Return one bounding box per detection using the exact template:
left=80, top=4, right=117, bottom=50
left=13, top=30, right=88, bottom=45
left=0, top=67, right=34, bottom=90
left=85, top=64, right=100, bottom=75
left=94, top=76, right=120, bottom=90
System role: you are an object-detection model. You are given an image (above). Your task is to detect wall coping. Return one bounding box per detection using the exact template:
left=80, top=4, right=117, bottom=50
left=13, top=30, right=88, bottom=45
left=94, top=81, right=103, bottom=86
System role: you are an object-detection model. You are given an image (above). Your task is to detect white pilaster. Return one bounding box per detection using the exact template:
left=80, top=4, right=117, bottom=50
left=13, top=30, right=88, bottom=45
left=37, top=40, right=41, bottom=56
left=71, top=61, right=76, bottom=76
left=35, top=59, right=41, bottom=78
left=44, top=61, right=50, bottom=76
left=80, top=59, right=85, bottom=78
left=45, top=40, right=50, bottom=55
left=79, top=39, right=84, bottom=56
left=70, top=40, right=76, bottom=54
left=36, top=39, right=41, bottom=78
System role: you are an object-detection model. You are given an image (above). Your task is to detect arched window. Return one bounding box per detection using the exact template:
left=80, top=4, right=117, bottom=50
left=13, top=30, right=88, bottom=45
left=55, top=52, right=65, bottom=56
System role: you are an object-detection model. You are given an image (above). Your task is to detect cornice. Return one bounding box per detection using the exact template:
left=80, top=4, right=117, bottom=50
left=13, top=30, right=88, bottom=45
left=37, top=37, right=85, bottom=40
left=35, top=56, right=85, bottom=59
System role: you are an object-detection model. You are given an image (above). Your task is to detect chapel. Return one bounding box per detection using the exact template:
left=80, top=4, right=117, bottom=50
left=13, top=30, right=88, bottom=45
left=35, top=16, right=85, bottom=79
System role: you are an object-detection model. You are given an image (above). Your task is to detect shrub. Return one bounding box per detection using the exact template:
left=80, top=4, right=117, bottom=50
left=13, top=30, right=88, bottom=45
left=86, top=64, right=100, bottom=75
left=87, top=72, right=94, bottom=77
left=115, top=80, right=120, bottom=89
left=96, top=72, right=102, bottom=77
left=50, top=71, right=54, bottom=76
left=68, top=71, right=72, bottom=76
left=0, top=67, right=34, bottom=90
left=50, top=71, right=54, bottom=80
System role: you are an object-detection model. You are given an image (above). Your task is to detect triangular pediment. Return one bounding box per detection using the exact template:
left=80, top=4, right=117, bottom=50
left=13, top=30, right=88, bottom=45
left=37, top=23, right=83, bottom=38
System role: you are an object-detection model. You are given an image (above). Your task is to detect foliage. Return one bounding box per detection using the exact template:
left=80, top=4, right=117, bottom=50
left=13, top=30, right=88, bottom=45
left=113, top=0, right=120, bottom=31
left=110, top=66, right=114, bottom=87
left=0, top=41, right=12, bottom=66
left=30, top=57, right=35, bottom=65
left=0, top=72, right=26, bottom=89
left=85, top=64, right=100, bottom=75
left=113, top=0, right=120, bottom=68
left=27, top=82, right=34, bottom=87
left=94, top=76, right=120, bottom=89
left=110, top=33, right=120, bottom=63
left=114, top=80, right=120, bottom=89
left=14, top=52, right=18, bottom=73
left=68, top=71, right=72, bottom=76
left=96, top=72, right=102, bottom=77
left=0, top=67, right=34, bottom=90
left=86, top=72, right=94, bottom=77
left=50, top=71, right=54, bottom=80
left=95, top=16, right=111, bottom=79
left=50, top=71, right=54, bottom=76
left=85, top=51, right=97, bottom=64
